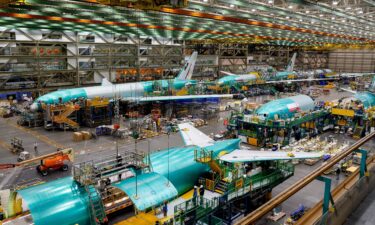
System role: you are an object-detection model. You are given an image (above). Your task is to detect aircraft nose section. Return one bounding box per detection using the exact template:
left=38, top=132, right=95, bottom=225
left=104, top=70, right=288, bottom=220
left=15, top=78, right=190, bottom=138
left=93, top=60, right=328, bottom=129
left=30, top=103, right=39, bottom=112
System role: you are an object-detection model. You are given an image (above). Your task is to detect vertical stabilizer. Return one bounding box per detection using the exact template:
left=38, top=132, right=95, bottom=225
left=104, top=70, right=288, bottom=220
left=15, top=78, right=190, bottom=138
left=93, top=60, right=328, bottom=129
left=176, top=51, right=198, bottom=80
left=286, top=53, right=297, bottom=72
left=371, top=76, right=375, bottom=91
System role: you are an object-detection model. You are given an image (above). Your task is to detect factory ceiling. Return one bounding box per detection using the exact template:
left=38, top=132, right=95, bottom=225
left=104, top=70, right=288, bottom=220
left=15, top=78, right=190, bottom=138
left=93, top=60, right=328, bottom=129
left=0, top=0, right=374, bottom=46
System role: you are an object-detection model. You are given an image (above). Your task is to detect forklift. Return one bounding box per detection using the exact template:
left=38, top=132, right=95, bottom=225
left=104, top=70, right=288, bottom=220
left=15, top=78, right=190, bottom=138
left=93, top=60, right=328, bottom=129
left=10, top=137, right=24, bottom=154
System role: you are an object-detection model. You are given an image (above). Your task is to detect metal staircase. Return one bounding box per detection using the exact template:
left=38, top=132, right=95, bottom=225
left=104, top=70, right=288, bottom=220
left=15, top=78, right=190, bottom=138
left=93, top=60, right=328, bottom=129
left=215, top=180, right=228, bottom=194
left=195, top=148, right=231, bottom=195
left=194, top=148, right=224, bottom=179
left=50, top=104, right=80, bottom=129
left=85, top=185, right=107, bottom=225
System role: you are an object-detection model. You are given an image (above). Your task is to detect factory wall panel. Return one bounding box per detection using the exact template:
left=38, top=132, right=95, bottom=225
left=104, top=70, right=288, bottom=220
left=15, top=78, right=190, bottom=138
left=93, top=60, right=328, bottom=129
left=328, top=49, right=375, bottom=73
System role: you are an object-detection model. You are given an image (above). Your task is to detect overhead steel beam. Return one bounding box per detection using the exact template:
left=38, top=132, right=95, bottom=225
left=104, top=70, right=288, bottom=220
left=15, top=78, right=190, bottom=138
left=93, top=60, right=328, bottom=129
left=363, top=0, right=375, bottom=7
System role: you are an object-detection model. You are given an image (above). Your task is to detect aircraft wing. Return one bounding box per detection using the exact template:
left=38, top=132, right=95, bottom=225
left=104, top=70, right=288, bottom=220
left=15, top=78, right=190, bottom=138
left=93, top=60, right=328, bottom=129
left=340, top=73, right=375, bottom=78
left=340, top=88, right=357, bottom=94
left=220, top=149, right=322, bottom=163
left=178, top=123, right=214, bottom=147
left=123, top=94, right=233, bottom=102
left=266, top=78, right=339, bottom=84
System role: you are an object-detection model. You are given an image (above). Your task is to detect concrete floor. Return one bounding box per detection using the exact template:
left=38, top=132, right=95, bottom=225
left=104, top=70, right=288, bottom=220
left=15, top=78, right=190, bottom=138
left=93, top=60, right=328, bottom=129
left=0, top=87, right=371, bottom=224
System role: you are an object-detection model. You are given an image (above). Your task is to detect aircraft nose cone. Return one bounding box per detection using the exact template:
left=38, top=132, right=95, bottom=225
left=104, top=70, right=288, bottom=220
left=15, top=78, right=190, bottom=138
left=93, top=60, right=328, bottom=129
left=30, top=103, right=39, bottom=112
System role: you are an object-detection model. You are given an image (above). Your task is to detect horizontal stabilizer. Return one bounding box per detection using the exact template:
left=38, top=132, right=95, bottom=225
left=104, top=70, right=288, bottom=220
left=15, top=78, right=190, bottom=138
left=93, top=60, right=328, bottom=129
left=220, top=71, right=235, bottom=76
left=266, top=78, right=339, bottom=84
left=340, top=73, right=375, bottom=78
left=178, top=123, right=214, bottom=147
left=340, top=88, right=357, bottom=94
left=220, top=149, right=322, bottom=163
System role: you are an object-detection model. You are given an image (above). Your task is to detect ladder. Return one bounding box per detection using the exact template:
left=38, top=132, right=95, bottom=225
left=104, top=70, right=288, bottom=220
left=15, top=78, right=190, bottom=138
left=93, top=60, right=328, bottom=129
left=52, top=104, right=80, bottom=129
left=85, top=185, right=107, bottom=225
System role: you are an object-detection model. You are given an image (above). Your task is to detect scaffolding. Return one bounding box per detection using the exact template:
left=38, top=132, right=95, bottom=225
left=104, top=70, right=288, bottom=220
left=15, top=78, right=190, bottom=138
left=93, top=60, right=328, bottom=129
left=72, top=152, right=151, bottom=224
left=72, top=151, right=150, bottom=186
left=0, top=29, right=183, bottom=92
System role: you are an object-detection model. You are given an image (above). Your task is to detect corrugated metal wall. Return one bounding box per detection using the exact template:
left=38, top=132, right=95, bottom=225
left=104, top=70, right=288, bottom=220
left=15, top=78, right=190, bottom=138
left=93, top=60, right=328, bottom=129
left=328, top=49, right=375, bottom=73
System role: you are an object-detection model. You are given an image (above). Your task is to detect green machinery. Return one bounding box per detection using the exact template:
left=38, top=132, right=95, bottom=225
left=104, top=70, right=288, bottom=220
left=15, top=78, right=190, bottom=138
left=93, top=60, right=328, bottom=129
left=228, top=109, right=332, bottom=147
left=173, top=148, right=294, bottom=225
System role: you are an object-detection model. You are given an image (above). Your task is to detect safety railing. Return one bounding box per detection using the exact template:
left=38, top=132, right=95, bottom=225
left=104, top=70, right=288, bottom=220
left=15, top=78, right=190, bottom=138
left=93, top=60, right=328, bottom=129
left=174, top=196, right=219, bottom=224
left=234, top=109, right=330, bottom=129
left=226, top=162, right=294, bottom=201
left=197, top=215, right=225, bottom=225
left=73, top=151, right=148, bottom=185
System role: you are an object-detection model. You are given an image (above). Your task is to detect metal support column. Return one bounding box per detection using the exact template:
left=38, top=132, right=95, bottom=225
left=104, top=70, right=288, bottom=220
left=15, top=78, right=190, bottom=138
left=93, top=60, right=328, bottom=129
left=354, top=149, right=368, bottom=178
left=316, top=176, right=335, bottom=216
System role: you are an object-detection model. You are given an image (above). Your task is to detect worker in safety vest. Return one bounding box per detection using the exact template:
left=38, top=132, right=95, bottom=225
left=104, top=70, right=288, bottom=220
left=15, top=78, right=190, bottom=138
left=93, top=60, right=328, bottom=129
left=34, top=142, right=38, bottom=156
left=199, top=185, right=205, bottom=205
left=193, top=186, right=198, bottom=205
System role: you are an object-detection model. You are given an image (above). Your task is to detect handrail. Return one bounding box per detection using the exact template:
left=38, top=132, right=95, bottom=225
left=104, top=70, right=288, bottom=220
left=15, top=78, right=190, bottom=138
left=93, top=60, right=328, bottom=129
left=235, top=109, right=329, bottom=129
left=236, top=131, right=375, bottom=225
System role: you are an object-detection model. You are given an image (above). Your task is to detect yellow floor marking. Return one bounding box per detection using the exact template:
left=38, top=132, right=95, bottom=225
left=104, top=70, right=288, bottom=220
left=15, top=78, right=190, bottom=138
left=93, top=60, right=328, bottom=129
left=6, top=120, right=65, bottom=149
left=115, top=212, right=158, bottom=225
left=181, top=189, right=194, bottom=200
left=0, top=138, right=12, bottom=150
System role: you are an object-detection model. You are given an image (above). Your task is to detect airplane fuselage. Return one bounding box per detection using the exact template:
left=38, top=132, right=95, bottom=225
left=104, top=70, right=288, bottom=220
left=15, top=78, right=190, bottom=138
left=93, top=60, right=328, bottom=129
left=31, top=79, right=196, bottom=111
left=218, top=74, right=258, bottom=86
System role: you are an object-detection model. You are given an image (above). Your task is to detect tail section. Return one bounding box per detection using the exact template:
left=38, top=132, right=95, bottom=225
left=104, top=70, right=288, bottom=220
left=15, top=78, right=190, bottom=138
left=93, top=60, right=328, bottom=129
left=371, top=76, right=375, bottom=91
left=101, top=78, right=113, bottom=86
left=286, top=53, right=297, bottom=72
left=176, top=51, right=198, bottom=80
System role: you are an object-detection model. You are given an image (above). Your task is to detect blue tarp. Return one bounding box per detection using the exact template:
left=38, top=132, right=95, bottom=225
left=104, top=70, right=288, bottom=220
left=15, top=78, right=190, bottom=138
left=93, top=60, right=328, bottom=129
left=0, top=92, right=32, bottom=101
left=113, top=172, right=178, bottom=211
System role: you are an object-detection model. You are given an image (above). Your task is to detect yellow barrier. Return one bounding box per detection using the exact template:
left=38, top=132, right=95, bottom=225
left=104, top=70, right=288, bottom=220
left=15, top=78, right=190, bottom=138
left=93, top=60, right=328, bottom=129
left=331, top=108, right=355, bottom=117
